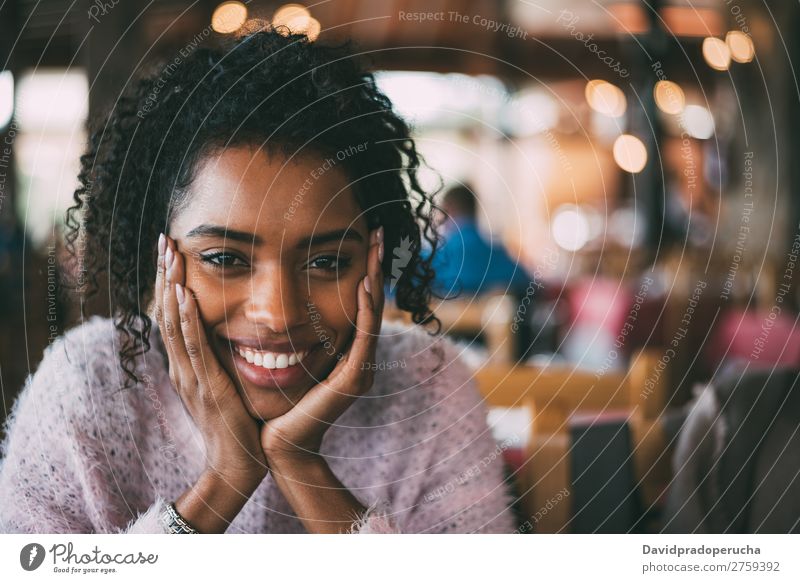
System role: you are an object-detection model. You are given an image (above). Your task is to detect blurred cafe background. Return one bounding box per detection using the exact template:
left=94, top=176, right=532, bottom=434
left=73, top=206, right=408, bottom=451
left=0, top=0, right=799, bottom=533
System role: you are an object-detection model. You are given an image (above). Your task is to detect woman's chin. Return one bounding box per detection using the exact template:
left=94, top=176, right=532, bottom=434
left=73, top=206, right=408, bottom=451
left=239, top=385, right=309, bottom=421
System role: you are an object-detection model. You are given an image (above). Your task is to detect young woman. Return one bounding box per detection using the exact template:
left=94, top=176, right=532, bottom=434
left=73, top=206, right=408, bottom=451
left=0, top=28, right=514, bottom=534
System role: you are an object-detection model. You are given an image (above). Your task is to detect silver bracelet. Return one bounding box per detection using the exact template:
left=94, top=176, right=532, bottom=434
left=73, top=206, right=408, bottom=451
left=159, top=501, right=199, bottom=534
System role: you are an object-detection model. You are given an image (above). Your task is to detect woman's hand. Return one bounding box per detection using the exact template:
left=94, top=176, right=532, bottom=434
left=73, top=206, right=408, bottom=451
left=155, top=234, right=268, bottom=487
left=259, top=226, right=385, bottom=465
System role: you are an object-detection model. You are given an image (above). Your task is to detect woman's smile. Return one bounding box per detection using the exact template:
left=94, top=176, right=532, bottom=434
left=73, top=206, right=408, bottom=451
left=230, top=342, right=320, bottom=391
left=216, top=333, right=326, bottom=390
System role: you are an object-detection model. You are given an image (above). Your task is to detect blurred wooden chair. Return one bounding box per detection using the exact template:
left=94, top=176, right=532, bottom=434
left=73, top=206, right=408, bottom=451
left=474, top=349, right=670, bottom=532
left=431, top=291, right=517, bottom=364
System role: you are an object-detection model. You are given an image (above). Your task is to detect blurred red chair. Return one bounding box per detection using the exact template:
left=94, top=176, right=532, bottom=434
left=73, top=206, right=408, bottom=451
left=705, top=308, right=800, bottom=370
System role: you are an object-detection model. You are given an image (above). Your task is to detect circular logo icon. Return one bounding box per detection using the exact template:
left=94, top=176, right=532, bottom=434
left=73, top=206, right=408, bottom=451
left=20, top=543, right=46, bottom=571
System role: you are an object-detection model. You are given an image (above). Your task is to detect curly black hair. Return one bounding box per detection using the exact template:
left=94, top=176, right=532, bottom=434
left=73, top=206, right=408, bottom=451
left=64, top=27, right=442, bottom=388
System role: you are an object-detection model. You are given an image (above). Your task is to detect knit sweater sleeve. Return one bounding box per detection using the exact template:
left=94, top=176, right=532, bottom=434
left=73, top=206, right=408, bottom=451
left=396, top=335, right=517, bottom=534
left=347, top=500, right=401, bottom=534
left=0, top=331, right=170, bottom=534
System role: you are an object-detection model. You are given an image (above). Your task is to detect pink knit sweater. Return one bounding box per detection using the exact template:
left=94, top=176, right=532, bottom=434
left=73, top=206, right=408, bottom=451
left=0, top=316, right=515, bottom=533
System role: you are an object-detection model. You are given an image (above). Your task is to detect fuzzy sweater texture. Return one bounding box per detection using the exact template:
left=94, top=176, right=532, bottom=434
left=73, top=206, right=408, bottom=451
left=0, top=316, right=515, bottom=534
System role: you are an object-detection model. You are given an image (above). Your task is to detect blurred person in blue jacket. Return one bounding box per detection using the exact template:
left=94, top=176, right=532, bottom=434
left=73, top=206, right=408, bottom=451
left=431, top=184, right=530, bottom=298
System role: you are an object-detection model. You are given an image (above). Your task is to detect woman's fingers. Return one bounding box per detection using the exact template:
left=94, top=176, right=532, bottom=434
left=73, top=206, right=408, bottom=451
left=177, top=283, right=236, bottom=407
left=162, top=236, right=194, bottom=389
left=155, top=233, right=180, bottom=382
left=344, top=226, right=383, bottom=381
left=155, top=233, right=168, bottom=331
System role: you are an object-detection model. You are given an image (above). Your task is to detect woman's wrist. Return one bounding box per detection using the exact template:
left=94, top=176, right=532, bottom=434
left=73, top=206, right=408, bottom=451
left=267, top=454, right=367, bottom=533
left=265, top=447, right=324, bottom=472
left=206, top=463, right=268, bottom=488
left=172, top=468, right=264, bottom=534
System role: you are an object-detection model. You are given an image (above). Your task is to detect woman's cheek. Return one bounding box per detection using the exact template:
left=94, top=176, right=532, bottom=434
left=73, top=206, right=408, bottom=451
left=185, top=263, right=227, bottom=324
left=343, top=275, right=362, bottom=321
left=338, top=277, right=361, bottom=348
left=308, top=281, right=357, bottom=341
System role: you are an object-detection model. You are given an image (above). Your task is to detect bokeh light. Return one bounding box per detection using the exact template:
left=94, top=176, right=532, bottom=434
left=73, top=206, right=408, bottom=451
left=702, top=36, right=732, bottom=71
left=683, top=105, right=715, bottom=139
left=726, top=30, right=755, bottom=63
left=585, top=80, right=627, bottom=118
left=211, top=1, right=248, bottom=34
left=552, top=205, right=591, bottom=251
left=613, top=134, right=648, bottom=173
left=272, top=4, right=321, bottom=41
left=654, top=80, right=685, bottom=115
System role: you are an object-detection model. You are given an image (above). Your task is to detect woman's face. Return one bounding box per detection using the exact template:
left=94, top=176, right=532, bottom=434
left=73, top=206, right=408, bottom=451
left=168, top=145, right=369, bottom=421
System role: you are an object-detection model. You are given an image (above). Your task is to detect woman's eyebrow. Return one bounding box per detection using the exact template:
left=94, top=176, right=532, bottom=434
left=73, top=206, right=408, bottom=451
left=185, top=224, right=262, bottom=244
left=297, top=229, right=364, bottom=248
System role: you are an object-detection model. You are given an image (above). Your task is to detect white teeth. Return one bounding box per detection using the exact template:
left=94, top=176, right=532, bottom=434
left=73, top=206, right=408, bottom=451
left=235, top=346, right=308, bottom=370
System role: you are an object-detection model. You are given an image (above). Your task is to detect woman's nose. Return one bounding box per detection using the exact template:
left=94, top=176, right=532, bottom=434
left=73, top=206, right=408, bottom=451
left=243, top=267, right=306, bottom=333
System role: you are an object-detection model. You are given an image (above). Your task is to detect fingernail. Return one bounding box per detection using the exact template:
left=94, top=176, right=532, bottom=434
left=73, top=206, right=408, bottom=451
left=165, top=246, right=174, bottom=267
left=378, top=239, right=384, bottom=262
left=175, top=283, right=185, bottom=304
left=363, top=275, right=371, bottom=295
left=377, top=226, right=384, bottom=244
left=158, top=233, right=165, bottom=256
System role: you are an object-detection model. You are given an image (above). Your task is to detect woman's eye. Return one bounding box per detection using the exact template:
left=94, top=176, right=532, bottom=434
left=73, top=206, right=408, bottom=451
left=199, top=252, right=246, bottom=269
left=308, top=255, right=351, bottom=272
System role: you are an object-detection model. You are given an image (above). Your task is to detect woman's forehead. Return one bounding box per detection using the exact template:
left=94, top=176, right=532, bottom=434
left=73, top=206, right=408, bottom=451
left=172, top=145, right=367, bottom=240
